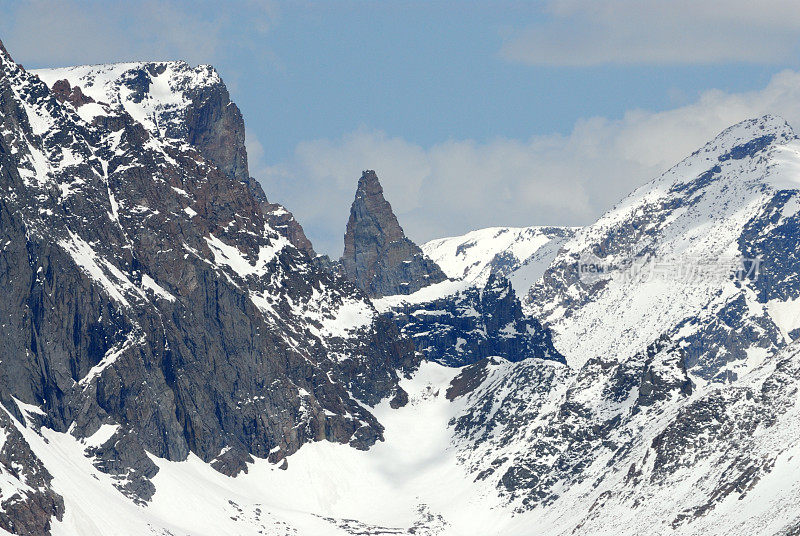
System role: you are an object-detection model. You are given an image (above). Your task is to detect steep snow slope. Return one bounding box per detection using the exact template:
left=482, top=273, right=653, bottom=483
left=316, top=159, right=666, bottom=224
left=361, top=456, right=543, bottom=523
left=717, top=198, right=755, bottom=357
left=422, top=226, right=575, bottom=296
left=444, top=336, right=800, bottom=535
left=4, top=363, right=473, bottom=536
left=530, top=115, right=800, bottom=381
left=0, top=362, right=522, bottom=535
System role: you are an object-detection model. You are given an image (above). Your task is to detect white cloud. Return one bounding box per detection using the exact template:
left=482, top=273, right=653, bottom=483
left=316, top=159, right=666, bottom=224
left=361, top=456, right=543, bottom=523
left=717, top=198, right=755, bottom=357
left=502, top=0, right=800, bottom=66
left=255, top=69, right=800, bottom=257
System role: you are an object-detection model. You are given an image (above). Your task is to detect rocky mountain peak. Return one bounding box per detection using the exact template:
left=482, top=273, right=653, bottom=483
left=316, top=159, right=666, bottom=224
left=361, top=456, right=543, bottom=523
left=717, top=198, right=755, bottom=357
left=690, top=114, right=796, bottom=167
left=264, top=200, right=316, bottom=257
left=341, top=170, right=447, bottom=297
left=717, top=114, right=795, bottom=145
left=7, top=30, right=800, bottom=536
left=0, top=39, right=20, bottom=74
left=530, top=113, right=800, bottom=382
left=351, top=169, right=404, bottom=243
left=0, top=36, right=422, bottom=532
left=33, top=61, right=246, bottom=184
left=32, top=62, right=317, bottom=258
left=0, top=38, right=10, bottom=62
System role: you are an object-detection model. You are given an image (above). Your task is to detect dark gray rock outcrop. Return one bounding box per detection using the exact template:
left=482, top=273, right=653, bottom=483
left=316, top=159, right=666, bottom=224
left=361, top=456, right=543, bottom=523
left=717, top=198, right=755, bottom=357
left=0, top=409, right=64, bottom=536
left=336, top=171, right=563, bottom=368
left=447, top=335, right=696, bottom=513
left=341, top=170, right=446, bottom=297
left=385, top=274, right=565, bottom=367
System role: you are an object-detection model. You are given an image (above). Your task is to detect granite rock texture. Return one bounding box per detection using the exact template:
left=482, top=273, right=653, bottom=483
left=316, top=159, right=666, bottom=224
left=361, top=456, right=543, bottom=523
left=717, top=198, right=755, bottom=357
left=341, top=170, right=447, bottom=298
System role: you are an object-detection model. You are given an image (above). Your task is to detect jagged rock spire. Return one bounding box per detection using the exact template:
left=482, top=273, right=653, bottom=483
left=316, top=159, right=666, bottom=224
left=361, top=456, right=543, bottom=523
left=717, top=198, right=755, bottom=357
left=342, top=170, right=446, bottom=297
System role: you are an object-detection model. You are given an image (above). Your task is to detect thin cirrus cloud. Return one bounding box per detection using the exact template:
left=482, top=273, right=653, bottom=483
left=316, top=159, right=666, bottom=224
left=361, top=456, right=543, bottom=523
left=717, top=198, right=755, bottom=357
left=252, top=69, right=800, bottom=257
left=0, top=0, right=276, bottom=68
left=501, top=0, right=800, bottom=66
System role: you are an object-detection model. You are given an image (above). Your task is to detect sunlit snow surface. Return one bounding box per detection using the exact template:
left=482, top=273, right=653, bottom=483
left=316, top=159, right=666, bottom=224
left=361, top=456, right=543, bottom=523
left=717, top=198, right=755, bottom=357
left=5, top=346, right=800, bottom=536
left=372, top=226, right=574, bottom=313
left=531, top=115, right=800, bottom=377
left=34, top=62, right=221, bottom=138
left=422, top=226, right=575, bottom=296
left=11, top=363, right=508, bottom=536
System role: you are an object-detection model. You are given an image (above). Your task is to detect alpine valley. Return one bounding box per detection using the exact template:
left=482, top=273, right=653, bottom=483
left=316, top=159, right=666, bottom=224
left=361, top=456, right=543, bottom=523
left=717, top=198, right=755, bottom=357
left=1, top=38, right=800, bottom=536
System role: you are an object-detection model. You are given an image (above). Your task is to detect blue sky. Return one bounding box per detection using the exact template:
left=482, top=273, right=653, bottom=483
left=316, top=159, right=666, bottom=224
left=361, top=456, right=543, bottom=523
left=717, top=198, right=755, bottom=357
left=246, top=2, right=564, bottom=158
left=235, top=2, right=784, bottom=158
left=3, top=1, right=800, bottom=255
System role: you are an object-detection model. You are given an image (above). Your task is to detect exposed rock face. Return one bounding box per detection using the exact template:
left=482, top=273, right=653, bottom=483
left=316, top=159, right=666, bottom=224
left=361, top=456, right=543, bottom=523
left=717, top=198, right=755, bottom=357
left=40, top=60, right=250, bottom=186
left=35, top=62, right=317, bottom=260
left=635, top=335, right=694, bottom=408
left=49, top=79, right=95, bottom=108
left=238, top=175, right=316, bottom=257
left=341, top=170, right=446, bottom=297
left=340, top=173, right=564, bottom=368
left=0, top=410, right=64, bottom=536
left=445, top=331, right=800, bottom=534
left=0, top=41, right=419, bottom=533
left=384, top=274, right=564, bottom=367
left=264, top=201, right=316, bottom=258
left=9, top=31, right=800, bottom=535
left=339, top=171, right=563, bottom=368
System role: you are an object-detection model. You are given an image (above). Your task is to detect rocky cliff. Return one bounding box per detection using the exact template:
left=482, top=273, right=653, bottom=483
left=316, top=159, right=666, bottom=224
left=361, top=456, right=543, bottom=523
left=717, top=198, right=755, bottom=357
left=36, top=62, right=317, bottom=259
left=341, top=170, right=447, bottom=297
left=0, top=41, right=417, bottom=534
left=382, top=273, right=565, bottom=367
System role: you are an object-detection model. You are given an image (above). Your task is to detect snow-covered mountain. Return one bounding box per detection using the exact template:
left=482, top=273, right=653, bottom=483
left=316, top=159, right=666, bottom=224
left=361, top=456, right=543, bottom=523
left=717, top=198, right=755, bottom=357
left=33, top=60, right=317, bottom=258
left=422, top=225, right=576, bottom=296
left=445, top=331, right=800, bottom=535
left=432, top=114, right=800, bottom=535
left=3, top=34, right=800, bottom=536
left=0, top=40, right=418, bottom=534
left=529, top=115, right=800, bottom=382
